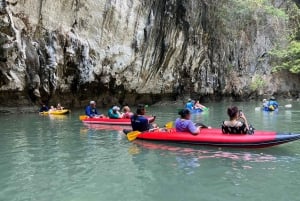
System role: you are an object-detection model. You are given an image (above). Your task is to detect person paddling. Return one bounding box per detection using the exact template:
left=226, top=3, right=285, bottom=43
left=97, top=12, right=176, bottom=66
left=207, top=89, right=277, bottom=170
left=268, top=96, right=279, bottom=111
left=130, top=104, right=156, bottom=132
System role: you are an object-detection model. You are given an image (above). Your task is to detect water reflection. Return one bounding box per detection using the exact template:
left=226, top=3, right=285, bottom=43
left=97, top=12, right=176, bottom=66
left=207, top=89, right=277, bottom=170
left=129, top=140, right=277, bottom=175
left=82, top=123, right=130, bottom=131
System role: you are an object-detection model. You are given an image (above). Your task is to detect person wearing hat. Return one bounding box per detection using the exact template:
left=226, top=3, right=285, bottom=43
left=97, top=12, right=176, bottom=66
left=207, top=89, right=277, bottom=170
left=85, top=101, right=103, bottom=118
left=130, top=104, right=156, bottom=132
left=262, top=99, right=269, bottom=111
left=268, top=96, right=279, bottom=111
left=108, top=105, right=122, bottom=119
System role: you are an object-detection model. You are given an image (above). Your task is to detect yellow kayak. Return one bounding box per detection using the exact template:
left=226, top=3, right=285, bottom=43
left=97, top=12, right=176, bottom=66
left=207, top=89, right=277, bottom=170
left=39, top=109, right=70, bottom=115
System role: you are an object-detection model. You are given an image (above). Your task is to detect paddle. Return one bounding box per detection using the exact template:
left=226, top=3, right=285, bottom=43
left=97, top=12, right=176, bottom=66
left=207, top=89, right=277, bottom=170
left=195, top=122, right=209, bottom=128
left=165, top=121, right=173, bottom=129
left=79, top=115, right=88, bottom=120
left=203, top=107, right=209, bottom=111
left=127, top=121, right=173, bottom=142
left=127, top=131, right=141, bottom=141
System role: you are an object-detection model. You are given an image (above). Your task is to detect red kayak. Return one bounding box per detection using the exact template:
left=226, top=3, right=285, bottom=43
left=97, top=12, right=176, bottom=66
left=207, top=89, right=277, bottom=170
left=132, top=128, right=300, bottom=148
left=82, top=116, right=155, bottom=125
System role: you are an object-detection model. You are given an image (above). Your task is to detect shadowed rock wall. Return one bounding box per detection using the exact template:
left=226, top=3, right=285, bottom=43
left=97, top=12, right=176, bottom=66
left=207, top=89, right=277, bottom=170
left=0, top=0, right=299, bottom=107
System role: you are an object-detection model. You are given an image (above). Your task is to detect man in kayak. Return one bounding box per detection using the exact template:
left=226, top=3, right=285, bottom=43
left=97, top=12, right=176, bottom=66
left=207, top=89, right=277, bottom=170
left=108, top=106, right=122, bottom=119
left=131, top=104, right=156, bottom=132
left=85, top=101, right=103, bottom=118
left=185, top=98, right=194, bottom=111
left=39, top=103, right=49, bottom=112
left=268, top=96, right=279, bottom=111
left=222, top=106, right=254, bottom=134
left=175, top=109, right=201, bottom=135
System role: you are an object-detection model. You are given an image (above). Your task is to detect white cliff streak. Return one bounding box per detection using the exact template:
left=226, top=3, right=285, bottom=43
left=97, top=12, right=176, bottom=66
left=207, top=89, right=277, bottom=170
left=0, top=0, right=299, bottom=106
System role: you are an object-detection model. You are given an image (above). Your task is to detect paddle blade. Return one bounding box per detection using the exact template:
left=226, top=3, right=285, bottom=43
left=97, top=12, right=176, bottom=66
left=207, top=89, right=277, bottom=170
left=127, top=131, right=141, bottom=141
left=165, top=121, right=173, bottom=129
left=79, top=115, right=88, bottom=120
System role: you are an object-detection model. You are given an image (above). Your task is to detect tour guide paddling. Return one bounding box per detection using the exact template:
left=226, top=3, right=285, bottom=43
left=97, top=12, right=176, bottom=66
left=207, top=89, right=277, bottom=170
left=131, top=104, right=156, bottom=132
left=125, top=104, right=157, bottom=141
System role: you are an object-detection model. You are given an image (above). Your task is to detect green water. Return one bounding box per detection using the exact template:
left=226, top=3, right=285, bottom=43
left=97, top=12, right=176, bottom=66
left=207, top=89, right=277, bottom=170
left=1, top=101, right=300, bottom=201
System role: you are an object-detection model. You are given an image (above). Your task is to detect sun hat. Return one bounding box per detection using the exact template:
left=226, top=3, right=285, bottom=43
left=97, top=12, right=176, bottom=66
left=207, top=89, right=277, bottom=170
left=112, top=106, right=120, bottom=111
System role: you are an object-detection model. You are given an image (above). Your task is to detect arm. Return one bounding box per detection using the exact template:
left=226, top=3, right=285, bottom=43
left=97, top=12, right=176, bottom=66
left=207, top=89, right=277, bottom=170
left=239, top=112, right=249, bottom=130
left=188, top=121, right=200, bottom=135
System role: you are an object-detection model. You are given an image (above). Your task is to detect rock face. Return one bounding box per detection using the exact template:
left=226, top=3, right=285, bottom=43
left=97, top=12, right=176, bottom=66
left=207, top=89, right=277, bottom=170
left=0, top=0, right=299, bottom=107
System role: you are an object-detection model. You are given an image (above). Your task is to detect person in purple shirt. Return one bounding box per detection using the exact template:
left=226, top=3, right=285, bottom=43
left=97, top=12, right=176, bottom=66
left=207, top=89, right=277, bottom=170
left=175, top=109, right=200, bottom=135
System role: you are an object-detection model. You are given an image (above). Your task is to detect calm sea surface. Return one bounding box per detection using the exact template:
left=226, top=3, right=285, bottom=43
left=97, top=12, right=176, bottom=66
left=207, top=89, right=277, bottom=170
left=1, top=101, right=300, bottom=201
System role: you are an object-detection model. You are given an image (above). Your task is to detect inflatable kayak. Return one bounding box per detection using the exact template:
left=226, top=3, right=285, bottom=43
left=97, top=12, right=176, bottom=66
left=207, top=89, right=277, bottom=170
left=83, top=123, right=131, bottom=130
left=262, top=107, right=278, bottom=112
left=191, top=108, right=203, bottom=113
left=40, top=109, right=70, bottom=115
left=128, top=128, right=300, bottom=148
left=82, top=116, right=155, bottom=125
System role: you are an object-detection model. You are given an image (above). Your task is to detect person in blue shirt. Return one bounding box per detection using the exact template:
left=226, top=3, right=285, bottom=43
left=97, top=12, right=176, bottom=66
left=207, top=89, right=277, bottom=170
left=131, top=104, right=156, bottom=132
left=185, top=99, right=194, bottom=110
left=108, top=106, right=121, bottom=119
left=268, top=96, right=279, bottom=111
left=85, top=101, right=103, bottom=118
left=39, top=103, right=49, bottom=112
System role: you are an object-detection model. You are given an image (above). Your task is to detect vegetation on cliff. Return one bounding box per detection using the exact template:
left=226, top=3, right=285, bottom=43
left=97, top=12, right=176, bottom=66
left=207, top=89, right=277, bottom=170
left=269, top=2, right=300, bottom=74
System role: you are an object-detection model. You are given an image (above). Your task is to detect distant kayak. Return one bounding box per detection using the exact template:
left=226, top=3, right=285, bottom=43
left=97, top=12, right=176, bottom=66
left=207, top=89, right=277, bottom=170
left=125, top=128, right=300, bottom=148
left=81, top=116, right=155, bottom=125
left=178, top=108, right=208, bottom=114
left=40, top=109, right=70, bottom=115
left=191, top=108, right=203, bottom=113
left=262, top=107, right=278, bottom=112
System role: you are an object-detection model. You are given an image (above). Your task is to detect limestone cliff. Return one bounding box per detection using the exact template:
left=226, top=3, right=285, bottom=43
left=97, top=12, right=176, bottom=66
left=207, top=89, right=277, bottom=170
left=0, top=0, right=299, bottom=107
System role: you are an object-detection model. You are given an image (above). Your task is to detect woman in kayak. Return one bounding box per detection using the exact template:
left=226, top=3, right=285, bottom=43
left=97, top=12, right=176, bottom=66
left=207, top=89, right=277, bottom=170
left=122, top=106, right=133, bottom=118
left=175, top=109, right=200, bottom=135
left=222, top=106, right=252, bottom=134
left=108, top=106, right=122, bottom=119
left=194, top=100, right=206, bottom=110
